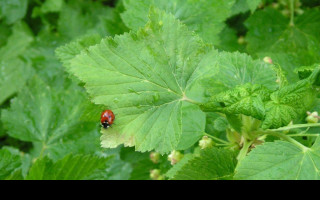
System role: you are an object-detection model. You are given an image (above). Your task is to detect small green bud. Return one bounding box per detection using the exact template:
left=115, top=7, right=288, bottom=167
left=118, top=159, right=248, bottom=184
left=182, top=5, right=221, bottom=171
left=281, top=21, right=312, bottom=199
left=296, top=8, right=304, bottom=15
left=281, top=9, right=290, bottom=17
left=237, top=36, right=245, bottom=45
left=271, top=3, right=280, bottom=9
left=199, top=136, right=214, bottom=149
left=150, top=152, right=161, bottom=164
left=263, top=56, right=273, bottom=64
left=168, top=150, right=184, bottom=165
left=150, top=169, right=164, bottom=180
left=306, top=112, right=319, bottom=124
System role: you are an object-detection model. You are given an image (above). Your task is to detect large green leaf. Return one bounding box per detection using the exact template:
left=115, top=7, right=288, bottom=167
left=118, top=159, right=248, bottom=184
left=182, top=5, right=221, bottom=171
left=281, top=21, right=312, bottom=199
left=170, top=148, right=237, bottom=180
left=245, top=8, right=320, bottom=82
left=66, top=9, right=215, bottom=154
left=235, top=139, right=320, bottom=180
left=121, top=0, right=236, bottom=45
left=26, top=154, right=112, bottom=180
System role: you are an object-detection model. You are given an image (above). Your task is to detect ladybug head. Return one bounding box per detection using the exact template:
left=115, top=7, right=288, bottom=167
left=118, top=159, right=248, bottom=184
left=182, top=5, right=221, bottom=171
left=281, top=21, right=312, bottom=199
left=101, top=120, right=111, bottom=129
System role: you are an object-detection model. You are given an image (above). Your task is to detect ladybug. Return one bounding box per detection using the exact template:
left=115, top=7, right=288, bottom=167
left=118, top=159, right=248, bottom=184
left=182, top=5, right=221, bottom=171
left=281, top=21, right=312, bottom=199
left=100, top=110, right=115, bottom=129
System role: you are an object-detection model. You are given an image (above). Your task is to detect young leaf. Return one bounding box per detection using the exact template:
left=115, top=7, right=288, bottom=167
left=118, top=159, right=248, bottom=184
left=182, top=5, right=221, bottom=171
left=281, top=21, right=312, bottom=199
left=295, top=64, right=320, bottom=85
left=170, top=148, right=237, bottom=180
left=67, top=9, right=215, bottom=154
left=235, top=139, right=320, bottom=180
left=26, top=154, right=112, bottom=180
left=202, top=84, right=271, bottom=120
left=262, top=75, right=318, bottom=129
left=121, top=0, right=236, bottom=44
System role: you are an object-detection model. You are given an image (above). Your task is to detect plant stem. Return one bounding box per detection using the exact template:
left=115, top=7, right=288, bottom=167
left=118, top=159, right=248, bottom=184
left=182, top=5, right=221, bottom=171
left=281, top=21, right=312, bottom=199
left=287, top=133, right=320, bottom=137
left=183, top=96, right=202, bottom=105
left=215, top=144, right=229, bottom=147
left=237, top=139, right=253, bottom=163
left=267, top=132, right=309, bottom=152
left=39, top=143, right=47, bottom=158
left=204, top=133, right=229, bottom=144
left=289, top=0, right=295, bottom=26
left=269, top=123, right=320, bottom=132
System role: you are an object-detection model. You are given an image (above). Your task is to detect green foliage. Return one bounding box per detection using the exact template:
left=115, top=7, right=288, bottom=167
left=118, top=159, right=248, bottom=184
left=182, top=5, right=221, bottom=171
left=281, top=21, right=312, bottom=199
left=235, top=139, right=320, bottom=180
left=262, top=76, right=317, bottom=129
left=202, top=68, right=319, bottom=130
left=0, top=22, right=34, bottom=104
left=0, top=149, right=21, bottom=179
left=231, top=0, right=262, bottom=15
left=0, top=0, right=28, bottom=24
left=202, top=84, right=271, bottom=120
left=1, top=0, right=320, bottom=180
left=245, top=8, right=320, bottom=82
left=121, top=0, right=236, bottom=45
left=26, top=154, right=112, bottom=180
left=200, top=52, right=279, bottom=95
left=1, top=76, right=102, bottom=160
left=169, top=148, right=237, bottom=180
left=64, top=8, right=210, bottom=154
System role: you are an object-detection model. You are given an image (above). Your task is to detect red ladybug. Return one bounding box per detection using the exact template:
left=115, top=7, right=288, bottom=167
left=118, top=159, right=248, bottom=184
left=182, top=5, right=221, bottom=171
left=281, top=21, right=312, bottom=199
left=100, top=110, right=115, bottom=129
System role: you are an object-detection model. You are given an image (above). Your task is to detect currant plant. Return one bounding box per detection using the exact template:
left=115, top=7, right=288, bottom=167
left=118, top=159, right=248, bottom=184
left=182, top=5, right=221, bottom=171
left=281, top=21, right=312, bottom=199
left=1, top=0, right=320, bottom=180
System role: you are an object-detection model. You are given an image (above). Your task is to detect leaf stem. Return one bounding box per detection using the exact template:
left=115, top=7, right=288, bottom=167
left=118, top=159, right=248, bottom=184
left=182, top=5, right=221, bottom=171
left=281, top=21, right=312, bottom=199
left=289, top=0, right=295, bottom=26
left=266, top=132, right=309, bottom=152
left=183, top=97, right=202, bottom=105
left=237, top=139, right=253, bottom=163
left=287, top=133, right=320, bottom=137
left=204, top=133, right=229, bottom=144
left=214, top=143, right=229, bottom=147
left=269, top=123, right=320, bottom=132
left=39, top=143, right=47, bottom=158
